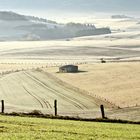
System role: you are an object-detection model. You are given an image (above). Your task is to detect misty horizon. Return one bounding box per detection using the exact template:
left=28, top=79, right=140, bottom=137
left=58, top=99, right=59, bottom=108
left=0, top=0, right=140, bottom=23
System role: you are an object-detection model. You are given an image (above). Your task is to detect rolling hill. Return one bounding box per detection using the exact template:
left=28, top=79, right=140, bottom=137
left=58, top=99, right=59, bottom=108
left=0, top=69, right=106, bottom=117
left=0, top=11, right=111, bottom=41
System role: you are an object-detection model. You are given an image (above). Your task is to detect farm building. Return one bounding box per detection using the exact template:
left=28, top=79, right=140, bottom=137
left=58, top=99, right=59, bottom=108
left=59, top=65, right=78, bottom=73
left=101, top=58, right=106, bottom=63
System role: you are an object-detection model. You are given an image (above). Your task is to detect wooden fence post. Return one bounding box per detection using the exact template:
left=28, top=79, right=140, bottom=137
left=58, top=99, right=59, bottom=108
left=54, top=100, right=57, bottom=116
left=1, top=100, right=4, bottom=113
left=100, top=105, right=105, bottom=119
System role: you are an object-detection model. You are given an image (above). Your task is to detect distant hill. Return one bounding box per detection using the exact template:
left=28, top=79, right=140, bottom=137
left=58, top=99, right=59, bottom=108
left=0, top=11, right=111, bottom=41
left=0, top=11, right=57, bottom=23
left=0, top=11, right=27, bottom=21
left=111, top=15, right=133, bottom=19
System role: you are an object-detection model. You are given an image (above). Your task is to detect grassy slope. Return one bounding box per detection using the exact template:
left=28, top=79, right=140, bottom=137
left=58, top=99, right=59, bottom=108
left=0, top=115, right=140, bottom=140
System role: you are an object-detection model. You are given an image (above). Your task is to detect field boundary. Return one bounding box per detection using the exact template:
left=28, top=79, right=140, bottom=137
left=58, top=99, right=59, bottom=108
left=0, top=112, right=140, bottom=125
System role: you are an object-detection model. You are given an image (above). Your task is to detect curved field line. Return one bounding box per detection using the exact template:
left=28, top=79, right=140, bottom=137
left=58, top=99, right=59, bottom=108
left=41, top=99, right=49, bottom=108
left=22, top=85, right=44, bottom=108
left=15, top=72, right=52, bottom=109
left=35, top=71, right=94, bottom=109
left=24, top=71, right=83, bottom=109
left=23, top=71, right=86, bottom=110
left=35, top=71, right=100, bottom=108
left=27, top=71, right=89, bottom=109
left=43, top=100, right=52, bottom=109
left=44, top=71, right=115, bottom=108
left=37, top=71, right=97, bottom=109
left=23, top=85, right=52, bottom=109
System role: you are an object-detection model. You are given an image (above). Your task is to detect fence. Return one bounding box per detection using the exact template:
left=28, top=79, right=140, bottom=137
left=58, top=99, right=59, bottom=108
left=1, top=100, right=106, bottom=119
left=0, top=61, right=87, bottom=76
left=1, top=99, right=140, bottom=122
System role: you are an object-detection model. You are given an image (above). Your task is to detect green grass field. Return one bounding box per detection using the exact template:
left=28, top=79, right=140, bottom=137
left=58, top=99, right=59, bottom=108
left=0, top=115, right=140, bottom=140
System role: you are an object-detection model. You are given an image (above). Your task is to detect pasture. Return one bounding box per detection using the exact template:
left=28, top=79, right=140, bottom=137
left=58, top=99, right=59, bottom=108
left=0, top=115, right=140, bottom=140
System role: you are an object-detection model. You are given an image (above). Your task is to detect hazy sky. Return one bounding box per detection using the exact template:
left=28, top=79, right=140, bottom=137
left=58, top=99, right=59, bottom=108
left=0, top=0, right=140, bottom=11
left=0, top=0, right=140, bottom=22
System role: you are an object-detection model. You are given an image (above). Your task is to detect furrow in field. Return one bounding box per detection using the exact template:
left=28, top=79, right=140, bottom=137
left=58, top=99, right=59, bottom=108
left=41, top=71, right=103, bottom=107
left=17, top=73, right=52, bottom=109
left=23, top=71, right=84, bottom=109
left=23, top=71, right=87, bottom=110
left=33, top=70, right=100, bottom=109
left=22, top=85, right=44, bottom=108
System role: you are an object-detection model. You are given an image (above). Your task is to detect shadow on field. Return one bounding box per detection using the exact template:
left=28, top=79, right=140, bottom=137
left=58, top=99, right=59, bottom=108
left=56, top=70, right=88, bottom=74
left=70, top=70, right=88, bottom=73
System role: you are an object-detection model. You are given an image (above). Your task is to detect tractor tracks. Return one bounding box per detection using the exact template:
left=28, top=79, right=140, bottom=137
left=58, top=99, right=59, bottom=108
left=23, top=71, right=88, bottom=110
left=22, top=85, right=52, bottom=109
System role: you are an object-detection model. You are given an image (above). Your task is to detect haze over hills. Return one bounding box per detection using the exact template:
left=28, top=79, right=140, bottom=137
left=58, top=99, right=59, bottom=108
left=111, top=15, right=134, bottom=19
left=1, top=0, right=140, bottom=13
left=1, top=0, right=140, bottom=23
left=0, top=11, right=111, bottom=41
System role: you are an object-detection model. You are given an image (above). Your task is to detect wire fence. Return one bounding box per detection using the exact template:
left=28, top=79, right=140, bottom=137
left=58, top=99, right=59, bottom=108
left=1, top=100, right=140, bottom=121
left=0, top=61, right=87, bottom=75
left=0, top=100, right=110, bottom=119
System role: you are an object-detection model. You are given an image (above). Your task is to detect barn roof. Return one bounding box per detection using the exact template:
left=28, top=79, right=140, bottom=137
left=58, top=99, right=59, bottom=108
left=60, top=65, right=78, bottom=69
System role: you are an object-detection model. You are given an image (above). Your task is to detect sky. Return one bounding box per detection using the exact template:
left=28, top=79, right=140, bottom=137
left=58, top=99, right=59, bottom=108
left=0, top=0, right=140, bottom=22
